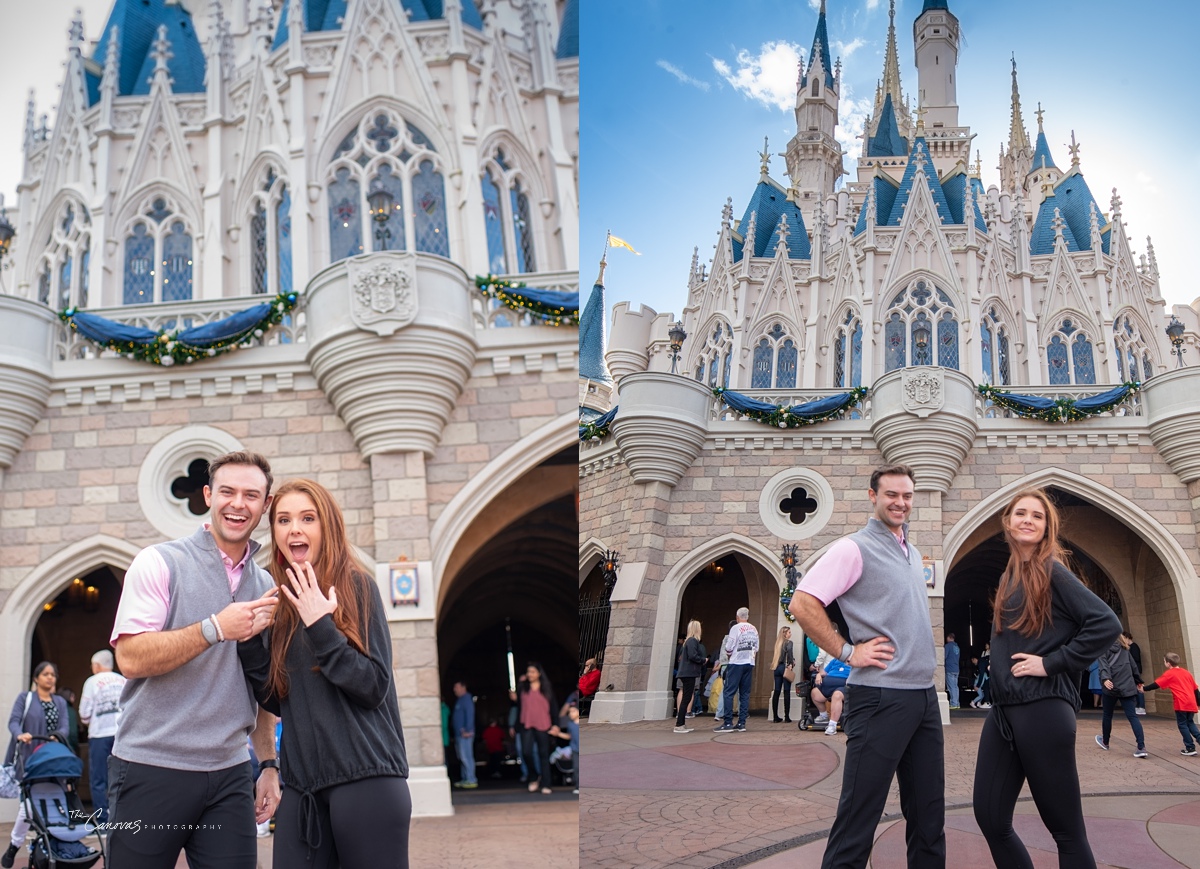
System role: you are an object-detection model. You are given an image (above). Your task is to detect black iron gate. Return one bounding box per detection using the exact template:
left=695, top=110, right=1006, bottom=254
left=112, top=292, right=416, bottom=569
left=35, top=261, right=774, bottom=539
left=578, top=550, right=619, bottom=668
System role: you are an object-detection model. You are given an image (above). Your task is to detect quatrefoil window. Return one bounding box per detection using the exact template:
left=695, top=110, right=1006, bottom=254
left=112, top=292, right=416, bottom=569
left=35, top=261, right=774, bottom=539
left=170, top=458, right=210, bottom=516
left=780, top=487, right=819, bottom=524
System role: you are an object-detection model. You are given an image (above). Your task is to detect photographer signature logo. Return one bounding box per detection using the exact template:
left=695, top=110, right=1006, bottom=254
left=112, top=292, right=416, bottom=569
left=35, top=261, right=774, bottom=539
left=68, top=811, right=223, bottom=835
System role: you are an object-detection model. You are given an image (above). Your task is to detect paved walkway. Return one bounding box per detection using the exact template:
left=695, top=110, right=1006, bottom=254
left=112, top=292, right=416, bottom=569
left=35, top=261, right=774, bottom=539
left=580, top=709, right=1200, bottom=868
left=0, top=789, right=578, bottom=868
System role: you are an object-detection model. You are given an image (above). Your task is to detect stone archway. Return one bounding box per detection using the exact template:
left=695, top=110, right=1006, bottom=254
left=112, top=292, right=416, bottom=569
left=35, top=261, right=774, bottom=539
left=944, top=471, right=1199, bottom=714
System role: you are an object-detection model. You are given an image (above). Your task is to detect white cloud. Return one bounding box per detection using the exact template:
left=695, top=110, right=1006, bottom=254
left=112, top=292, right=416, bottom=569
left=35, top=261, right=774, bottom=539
left=712, top=42, right=803, bottom=112
left=866, top=0, right=882, bottom=8
left=657, top=59, right=711, bottom=92
left=834, top=38, right=866, bottom=59
left=807, top=0, right=821, bottom=9
left=835, top=84, right=874, bottom=165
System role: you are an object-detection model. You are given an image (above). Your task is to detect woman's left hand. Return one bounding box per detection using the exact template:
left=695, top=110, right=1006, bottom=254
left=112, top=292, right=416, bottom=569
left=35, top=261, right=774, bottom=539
left=1010, top=653, right=1046, bottom=678
left=282, top=561, right=338, bottom=627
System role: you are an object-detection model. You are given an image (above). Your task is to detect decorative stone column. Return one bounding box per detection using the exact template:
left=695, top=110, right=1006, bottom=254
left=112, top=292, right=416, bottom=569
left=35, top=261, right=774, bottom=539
left=0, top=296, right=55, bottom=472
left=612, top=372, right=711, bottom=488
left=870, top=367, right=979, bottom=493
left=304, top=252, right=478, bottom=817
left=1144, top=366, right=1200, bottom=484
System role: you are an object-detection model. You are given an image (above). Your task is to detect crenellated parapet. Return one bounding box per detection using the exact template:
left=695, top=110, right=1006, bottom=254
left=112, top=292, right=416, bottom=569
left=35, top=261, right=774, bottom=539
left=611, top=373, right=710, bottom=488
left=606, top=302, right=658, bottom=382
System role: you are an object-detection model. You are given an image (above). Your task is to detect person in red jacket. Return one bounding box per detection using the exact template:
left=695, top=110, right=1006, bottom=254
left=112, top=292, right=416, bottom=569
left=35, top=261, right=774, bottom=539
left=1141, top=652, right=1200, bottom=757
left=578, top=658, right=601, bottom=700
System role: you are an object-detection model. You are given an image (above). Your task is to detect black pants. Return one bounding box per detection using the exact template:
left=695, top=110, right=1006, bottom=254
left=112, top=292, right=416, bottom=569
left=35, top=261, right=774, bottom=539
left=676, top=677, right=697, bottom=726
left=522, top=728, right=553, bottom=789
left=771, top=666, right=792, bottom=720
left=821, top=686, right=945, bottom=869
left=973, top=699, right=1094, bottom=869
left=272, top=775, right=411, bottom=869
left=107, top=757, right=256, bottom=869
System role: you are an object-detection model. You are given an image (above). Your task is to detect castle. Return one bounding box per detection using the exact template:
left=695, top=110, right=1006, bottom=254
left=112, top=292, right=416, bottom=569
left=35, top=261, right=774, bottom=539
left=580, top=0, right=1200, bottom=723
left=0, top=0, right=579, bottom=814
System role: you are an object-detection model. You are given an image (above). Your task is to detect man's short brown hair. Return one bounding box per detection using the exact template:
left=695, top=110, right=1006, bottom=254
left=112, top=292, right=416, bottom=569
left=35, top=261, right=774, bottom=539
left=869, top=464, right=915, bottom=493
left=206, top=450, right=273, bottom=495
left=1165, top=652, right=1182, bottom=667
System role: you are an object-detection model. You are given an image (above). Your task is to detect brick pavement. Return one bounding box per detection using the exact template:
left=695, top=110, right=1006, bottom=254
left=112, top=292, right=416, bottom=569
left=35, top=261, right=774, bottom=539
left=580, top=709, right=1200, bottom=868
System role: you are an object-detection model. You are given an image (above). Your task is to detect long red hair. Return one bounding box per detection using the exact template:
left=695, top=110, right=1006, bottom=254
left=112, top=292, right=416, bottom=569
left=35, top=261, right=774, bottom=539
left=265, top=479, right=371, bottom=700
left=992, top=488, right=1067, bottom=637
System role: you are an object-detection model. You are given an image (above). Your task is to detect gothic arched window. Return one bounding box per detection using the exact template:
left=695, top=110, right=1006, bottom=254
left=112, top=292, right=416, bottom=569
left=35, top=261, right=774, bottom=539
left=980, top=307, right=1010, bottom=386
left=251, top=202, right=268, bottom=294
left=123, top=223, right=155, bottom=304
left=326, top=112, right=448, bottom=265
left=1112, top=315, right=1153, bottom=383
left=246, top=168, right=292, bottom=296
left=752, top=339, right=773, bottom=388
left=480, top=147, right=539, bottom=275
left=833, top=309, right=863, bottom=388
left=277, top=188, right=293, bottom=295
left=121, top=198, right=195, bottom=304
left=38, top=201, right=91, bottom=309
left=1046, top=318, right=1096, bottom=385
left=777, top=339, right=798, bottom=389
left=883, top=280, right=959, bottom=372
left=694, top=321, right=732, bottom=388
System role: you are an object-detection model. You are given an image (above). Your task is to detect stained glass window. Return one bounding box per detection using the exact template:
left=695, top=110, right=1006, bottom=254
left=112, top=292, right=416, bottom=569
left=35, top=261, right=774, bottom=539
left=1116, top=340, right=1126, bottom=379
left=58, top=255, right=72, bottom=310
left=1047, top=335, right=1070, bottom=385
left=981, top=321, right=993, bottom=384
left=124, top=224, right=154, bottom=304
left=162, top=222, right=193, bottom=302
left=481, top=170, right=507, bottom=274
left=366, top=114, right=399, bottom=152
left=998, top=330, right=1010, bottom=385
left=937, top=311, right=959, bottom=370
left=912, top=313, right=933, bottom=366
left=512, top=180, right=535, bottom=273
left=413, top=160, right=449, bottom=257
left=777, top=340, right=797, bottom=388
left=722, top=352, right=731, bottom=388
left=833, top=331, right=847, bottom=387
left=885, top=312, right=905, bottom=372
left=1142, top=353, right=1153, bottom=382
left=709, top=355, right=719, bottom=388
left=695, top=363, right=704, bottom=382
left=251, top=202, right=268, bottom=294
left=851, top=322, right=863, bottom=387
left=1072, top=333, right=1096, bottom=384
left=79, top=246, right=89, bottom=309
left=328, top=167, right=362, bottom=262
left=277, top=188, right=292, bottom=296
left=752, top=339, right=773, bottom=388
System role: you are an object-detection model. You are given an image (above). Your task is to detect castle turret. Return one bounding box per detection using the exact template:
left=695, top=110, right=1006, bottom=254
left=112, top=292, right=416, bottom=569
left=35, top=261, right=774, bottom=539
left=913, top=0, right=959, bottom=129
left=784, top=0, right=843, bottom=205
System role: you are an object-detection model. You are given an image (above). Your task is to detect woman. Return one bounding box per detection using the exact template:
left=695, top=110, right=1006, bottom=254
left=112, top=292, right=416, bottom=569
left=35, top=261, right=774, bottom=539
left=3, top=662, right=68, bottom=869
left=970, top=643, right=992, bottom=709
left=1096, top=633, right=1146, bottom=757
left=770, top=626, right=795, bottom=723
left=238, top=479, right=410, bottom=868
left=972, top=489, right=1120, bottom=869
left=515, top=663, right=561, bottom=794
left=1087, top=658, right=1103, bottom=708
left=674, top=621, right=705, bottom=732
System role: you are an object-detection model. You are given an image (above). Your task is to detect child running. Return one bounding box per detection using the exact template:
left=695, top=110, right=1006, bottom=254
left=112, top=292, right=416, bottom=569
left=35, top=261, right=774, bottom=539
left=1141, top=652, right=1200, bottom=757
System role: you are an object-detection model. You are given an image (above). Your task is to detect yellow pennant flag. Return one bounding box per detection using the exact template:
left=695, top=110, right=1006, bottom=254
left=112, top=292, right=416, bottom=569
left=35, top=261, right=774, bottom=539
left=608, top=234, right=641, bottom=255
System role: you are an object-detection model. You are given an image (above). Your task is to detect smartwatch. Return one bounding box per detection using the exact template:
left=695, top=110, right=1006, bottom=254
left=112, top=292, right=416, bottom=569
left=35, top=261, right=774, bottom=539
left=200, top=617, right=220, bottom=647
left=259, top=758, right=279, bottom=772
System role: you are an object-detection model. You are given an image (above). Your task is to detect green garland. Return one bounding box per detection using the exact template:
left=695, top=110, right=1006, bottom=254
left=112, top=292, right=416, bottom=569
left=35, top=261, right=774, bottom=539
left=60, top=291, right=300, bottom=366
left=713, top=386, right=869, bottom=428
left=977, top=381, right=1140, bottom=423
left=779, top=586, right=796, bottom=623
left=475, top=275, right=579, bottom=327
left=579, top=419, right=612, bottom=441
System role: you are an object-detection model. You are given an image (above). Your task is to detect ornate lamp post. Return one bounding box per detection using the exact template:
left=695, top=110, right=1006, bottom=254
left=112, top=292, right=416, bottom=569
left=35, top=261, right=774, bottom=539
left=1166, top=315, right=1187, bottom=368
left=366, top=186, right=394, bottom=248
left=600, top=549, right=620, bottom=599
left=779, top=543, right=801, bottom=622
left=668, top=321, right=687, bottom=375
left=913, top=317, right=932, bottom=365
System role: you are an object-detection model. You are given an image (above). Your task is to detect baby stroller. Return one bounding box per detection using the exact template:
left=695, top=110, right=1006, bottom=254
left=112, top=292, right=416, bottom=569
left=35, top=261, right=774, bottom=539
left=13, top=736, right=104, bottom=869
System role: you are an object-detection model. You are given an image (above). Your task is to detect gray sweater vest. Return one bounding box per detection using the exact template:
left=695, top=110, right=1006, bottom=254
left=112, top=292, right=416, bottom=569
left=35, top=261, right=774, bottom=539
left=841, top=518, right=937, bottom=690
left=114, top=527, right=271, bottom=771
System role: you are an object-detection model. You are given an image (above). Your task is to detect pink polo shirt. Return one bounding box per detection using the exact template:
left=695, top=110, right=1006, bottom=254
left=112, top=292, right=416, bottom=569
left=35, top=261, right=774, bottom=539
left=799, top=529, right=909, bottom=606
left=110, top=525, right=252, bottom=645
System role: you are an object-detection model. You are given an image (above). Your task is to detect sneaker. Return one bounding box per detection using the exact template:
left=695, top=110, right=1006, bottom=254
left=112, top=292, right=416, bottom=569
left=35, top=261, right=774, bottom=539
left=979, top=703, right=992, bottom=709
left=1135, top=708, right=1146, bottom=715
left=685, top=713, right=696, bottom=718
left=1181, top=748, right=1197, bottom=756
left=461, top=781, right=479, bottom=788
left=1, top=844, right=17, bottom=869
left=814, top=712, right=830, bottom=724
left=1095, top=735, right=1109, bottom=750
left=735, top=724, right=747, bottom=732
left=673, top=726, right=693, bottom=733
left=1134, top=748, right=1148, bottom=758
left=713, top=724, right=735, bottom=732
left=257, top=820, right=271, bottom=838
left=949, top=705, right=960, bottom=710
left=825, top=720, right=838, bottom=736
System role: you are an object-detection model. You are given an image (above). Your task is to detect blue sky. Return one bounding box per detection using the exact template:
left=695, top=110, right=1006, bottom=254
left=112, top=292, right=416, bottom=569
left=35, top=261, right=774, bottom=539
left=581, top=0, right=1200, bottom=322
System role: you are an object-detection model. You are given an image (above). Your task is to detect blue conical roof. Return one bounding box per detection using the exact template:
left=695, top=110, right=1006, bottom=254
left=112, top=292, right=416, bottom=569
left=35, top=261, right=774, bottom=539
left=273, top=0, right=481, bottom=50
left=735, top=178, right=811, bottom=261
left=802, top=3, right=836, bottom=90
left=579, top=279, right=611, bottom=383
left=556, top=0, right=578, bottom=59
left=940, top=170, right=987, bottom=232
left=1048, top=167, right=1110, bottom=255
left=921, top=0, right=950, bottom=10
left=867, top=94, right=909, bottom=158
left=1029, top=190, right=1081, bottom=255
left=886, top=138, right=955, bottom=226
left=87, top=0, right=205, bottom=102
left=1028, top=129, right=1058, bottom=176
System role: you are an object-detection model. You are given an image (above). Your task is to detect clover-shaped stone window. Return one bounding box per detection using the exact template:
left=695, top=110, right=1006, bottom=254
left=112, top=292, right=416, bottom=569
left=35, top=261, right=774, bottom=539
left=780, top=486, right=819, bottom=525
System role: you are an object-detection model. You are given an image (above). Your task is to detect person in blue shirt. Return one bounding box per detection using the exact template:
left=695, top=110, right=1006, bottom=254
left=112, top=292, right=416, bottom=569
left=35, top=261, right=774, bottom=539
left=451, top=682, right=477, bottom=788
left=945, top=633, right=961, bottom=709
left=811, top=654, right=852, bottom=735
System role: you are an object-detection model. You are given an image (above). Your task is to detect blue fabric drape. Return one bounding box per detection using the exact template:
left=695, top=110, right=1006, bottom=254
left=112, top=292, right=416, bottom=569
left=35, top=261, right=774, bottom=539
left=718, top=389, right=860, bottom=419
left=70, top=310, right=158, bottom=346
left=177, top=303, right=273, bottom=346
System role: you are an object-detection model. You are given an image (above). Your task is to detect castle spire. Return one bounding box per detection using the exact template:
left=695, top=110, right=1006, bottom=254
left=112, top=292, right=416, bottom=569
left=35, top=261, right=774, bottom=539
left=149, top=24, right=174, bottom=90
left=802, top=0, right=835, bottom=90
left=872, top=0, right=910, bottom=138
left=1008, top=56, right=1031, bottom=153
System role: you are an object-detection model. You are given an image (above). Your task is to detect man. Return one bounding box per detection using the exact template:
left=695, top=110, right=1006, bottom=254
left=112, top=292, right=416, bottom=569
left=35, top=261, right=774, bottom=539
left=1125, top=631, right=1146, bottom=714
left=811, top=654, right=851, bottom=736
left=451, top=681, right=478, bottom=788
left=790, top=464, right=944, bottom=869
left=78, top=649, right=126, bottom=822
left=714, top=607, right=758, bottom=733
left=108, top=451, right=282, bottom=868
left=944, top=633, right=960, bottom=710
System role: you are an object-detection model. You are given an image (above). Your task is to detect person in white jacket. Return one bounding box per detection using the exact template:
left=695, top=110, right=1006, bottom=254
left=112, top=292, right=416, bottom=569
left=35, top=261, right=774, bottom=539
left=78, top=649, right=126, bottom=822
